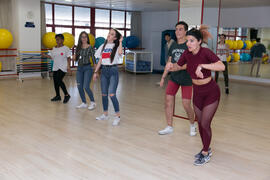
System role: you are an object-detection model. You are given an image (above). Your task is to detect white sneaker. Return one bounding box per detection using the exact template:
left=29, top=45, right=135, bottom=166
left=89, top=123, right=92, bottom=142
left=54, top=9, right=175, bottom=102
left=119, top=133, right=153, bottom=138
left=158, top=126, right=173, bottom=135
left=96, top=114, right=109, bottom=121
left=112, top=116, right=120, bottom=126
left=76, top=103, right=88, bottom=109
left=88, top=102, right=96, bottom=110
left=190, top=124, right=197, bottom=136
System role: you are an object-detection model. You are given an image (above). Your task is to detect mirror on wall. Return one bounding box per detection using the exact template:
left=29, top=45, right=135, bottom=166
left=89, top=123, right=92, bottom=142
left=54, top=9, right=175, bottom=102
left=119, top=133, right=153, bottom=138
left=217, top=27, right=270, bottom=79
left=218, top=0, right=270, bottom=79
left=202, top=0, right=220, bottom=53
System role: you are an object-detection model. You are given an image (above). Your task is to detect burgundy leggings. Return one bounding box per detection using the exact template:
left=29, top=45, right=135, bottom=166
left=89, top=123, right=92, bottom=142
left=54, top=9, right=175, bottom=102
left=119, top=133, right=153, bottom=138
left=193, top=79, right=220, bottom=152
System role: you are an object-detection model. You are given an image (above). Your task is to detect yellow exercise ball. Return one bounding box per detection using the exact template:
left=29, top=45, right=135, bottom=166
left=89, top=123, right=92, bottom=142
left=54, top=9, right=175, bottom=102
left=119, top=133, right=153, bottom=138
left=237, top=40, right=244, bottom=49
left=88, top=33, right=95, bottom=47
left=123, top=55, right=125, bottom=66
left=42, top=32, right=56, bottom=49
left=226, top=40, right=233, bottom=49
left=0, top=29, right=13, bottom=49
left=233, top=53, right=240, bottom=62
left=226, top=55, right=231, bottom=62
left=63, top=32, right=75, bottom=49
left=252, top=40, right=257, bottom=46
left=245, top=40, right=252, bottom=50
left=232, top=41, right=238, bottom=50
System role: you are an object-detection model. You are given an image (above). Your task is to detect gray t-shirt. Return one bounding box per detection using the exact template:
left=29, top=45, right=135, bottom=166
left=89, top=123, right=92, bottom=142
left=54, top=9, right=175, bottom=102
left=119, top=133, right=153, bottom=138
left=77, top=46, right=96, bottom=67
left=168, top=41, right=192, bottom=86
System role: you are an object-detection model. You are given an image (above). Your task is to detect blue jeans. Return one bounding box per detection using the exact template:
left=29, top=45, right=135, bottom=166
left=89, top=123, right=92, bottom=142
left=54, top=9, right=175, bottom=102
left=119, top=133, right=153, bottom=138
left=76, top=64, right=95, bottom=103
left=101, top=65, right=119, bottom=113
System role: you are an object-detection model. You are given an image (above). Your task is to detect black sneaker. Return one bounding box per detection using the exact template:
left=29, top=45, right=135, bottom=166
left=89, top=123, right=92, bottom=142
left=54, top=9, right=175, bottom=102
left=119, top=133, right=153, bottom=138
left=225, top=88, right=229, bottom=94
left=63, top=94, right=70, bottom=104
left=194, top=153, right=211, bottom=166
left=51, top=96, right=61, bottom=101
left=194, top=148, right=212, bottom=159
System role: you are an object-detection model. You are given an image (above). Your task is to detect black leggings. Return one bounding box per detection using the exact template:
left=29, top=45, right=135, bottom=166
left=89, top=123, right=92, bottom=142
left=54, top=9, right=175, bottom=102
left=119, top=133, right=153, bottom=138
left=215, top=61, right=229, bottom=88
left=53, top=69, right=68, bottom=96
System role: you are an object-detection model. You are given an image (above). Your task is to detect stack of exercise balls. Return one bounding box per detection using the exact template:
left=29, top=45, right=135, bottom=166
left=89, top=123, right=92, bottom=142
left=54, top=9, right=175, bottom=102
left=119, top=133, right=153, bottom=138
left=225, top=39, right=255, bottom=50
left=225, top=39, right=256, bottom=63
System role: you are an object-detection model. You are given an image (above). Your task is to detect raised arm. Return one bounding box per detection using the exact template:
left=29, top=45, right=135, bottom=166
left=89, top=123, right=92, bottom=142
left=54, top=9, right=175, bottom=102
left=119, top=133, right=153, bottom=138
left=41, top=53, right=52, bottom=59
left=118, top=36, right=123, bottom=55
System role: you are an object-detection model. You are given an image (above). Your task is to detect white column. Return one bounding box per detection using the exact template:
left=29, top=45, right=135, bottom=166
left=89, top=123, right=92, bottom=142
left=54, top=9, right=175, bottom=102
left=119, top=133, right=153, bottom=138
left=16, top=0, right=41, bottom=51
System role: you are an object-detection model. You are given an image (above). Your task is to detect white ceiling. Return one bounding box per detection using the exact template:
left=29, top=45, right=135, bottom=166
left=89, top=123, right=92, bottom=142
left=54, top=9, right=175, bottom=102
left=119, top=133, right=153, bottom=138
left=42, top=0, right=270, bottom=11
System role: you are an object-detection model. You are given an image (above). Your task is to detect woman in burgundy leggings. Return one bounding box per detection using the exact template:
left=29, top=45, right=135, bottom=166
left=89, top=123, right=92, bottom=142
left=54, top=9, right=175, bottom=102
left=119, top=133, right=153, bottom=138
left=166, top=28, right=225, bottom=166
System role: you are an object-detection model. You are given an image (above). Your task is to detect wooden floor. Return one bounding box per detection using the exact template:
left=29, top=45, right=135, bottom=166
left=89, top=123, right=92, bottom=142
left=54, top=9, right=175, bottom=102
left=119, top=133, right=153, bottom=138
left=0, top=72, right=270, bottom=180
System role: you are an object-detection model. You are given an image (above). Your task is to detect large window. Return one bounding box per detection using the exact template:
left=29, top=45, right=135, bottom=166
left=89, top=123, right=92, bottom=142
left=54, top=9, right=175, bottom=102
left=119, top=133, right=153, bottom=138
left=95, top=9, right=110, bottom=27
left=111, top=11, right=125, bottom=28
left=46, top=27, right=52, bottom=33
left=55, top=27, right=72, bottom=34
left=55, top=5, right=72, bottom=25
left=44, top=3, right=132, bottom=66
left=75, top=7, right=90, bottom=26
left=45, top=4, right=52, bottom=24
left=126, top=12, right=131, bottom=29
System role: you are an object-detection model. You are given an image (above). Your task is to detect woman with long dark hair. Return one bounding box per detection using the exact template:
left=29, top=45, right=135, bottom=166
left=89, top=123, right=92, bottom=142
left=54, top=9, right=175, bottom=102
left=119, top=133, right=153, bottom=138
left=73, top=31, right=96, bottom=110
left=166, top=28, right=225, bottom=165
left=93, top=29, right=123, bottom=126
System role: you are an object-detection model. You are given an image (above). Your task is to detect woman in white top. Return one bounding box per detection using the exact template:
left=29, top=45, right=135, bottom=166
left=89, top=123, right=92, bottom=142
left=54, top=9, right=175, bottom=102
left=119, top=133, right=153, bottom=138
left=93, top=29, right=123, bottom=126
left=215, top=34, right=230, bottom=94
left=42, top=34, right=71, bottom=103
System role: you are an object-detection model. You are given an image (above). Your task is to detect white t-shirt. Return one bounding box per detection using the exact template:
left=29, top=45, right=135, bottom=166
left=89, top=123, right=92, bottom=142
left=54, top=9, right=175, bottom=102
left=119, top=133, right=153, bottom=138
left=48, top=46, right=71, bottom=72
left=201, top=42, right=209, bottom=48
left=95, top=43, right=122, bottom=65
left=217, top=44, right=227, bottom=62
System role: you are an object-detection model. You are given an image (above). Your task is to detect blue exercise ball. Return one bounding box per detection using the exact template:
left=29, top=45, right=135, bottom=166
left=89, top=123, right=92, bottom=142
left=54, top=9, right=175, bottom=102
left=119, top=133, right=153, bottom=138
left=95, top=37, right=105, bottom=49
left=240, top=53, right=245, bottom=61
left=122, top=37, right=127, bottom=48
left=242, top=53, right=250, bottom=61
left=126, top=36, right=140, bottom=48
left=246, top=54, right=251, bottom=61
left=242, top=42, right=247, bottom=49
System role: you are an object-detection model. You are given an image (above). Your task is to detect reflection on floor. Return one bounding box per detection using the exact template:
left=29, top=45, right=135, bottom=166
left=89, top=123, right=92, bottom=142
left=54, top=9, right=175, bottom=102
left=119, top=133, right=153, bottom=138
left=228, top=63, right=270, bottom=79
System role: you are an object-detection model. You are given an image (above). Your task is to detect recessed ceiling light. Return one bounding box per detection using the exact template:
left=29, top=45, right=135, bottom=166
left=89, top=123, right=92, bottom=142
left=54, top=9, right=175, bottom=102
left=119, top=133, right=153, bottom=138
left=65, top=0, right=72, bottom=2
